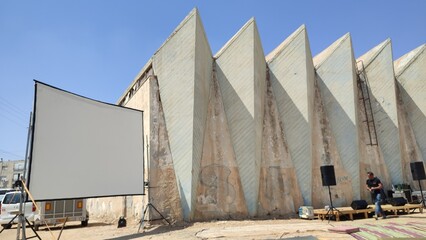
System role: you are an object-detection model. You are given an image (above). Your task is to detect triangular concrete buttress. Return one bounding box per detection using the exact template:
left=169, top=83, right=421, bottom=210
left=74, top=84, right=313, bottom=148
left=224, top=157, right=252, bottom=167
left=152, top=8, right=213, bottom=220
left=394, top=44, right=426, bottom=188
left=194, top=68, right=248, bottom=220
left=266, top=25, right=313, bottom=207
left=214, top=18, right=266, bottom=216
left=358, top=40, right=403, bottom=185
left=313, top=34, right=357, bottom=206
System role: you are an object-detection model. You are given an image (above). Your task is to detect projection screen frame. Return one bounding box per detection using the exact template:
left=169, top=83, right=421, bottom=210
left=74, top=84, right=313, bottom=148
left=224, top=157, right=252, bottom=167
left=27, top=81, right=145, bottom=201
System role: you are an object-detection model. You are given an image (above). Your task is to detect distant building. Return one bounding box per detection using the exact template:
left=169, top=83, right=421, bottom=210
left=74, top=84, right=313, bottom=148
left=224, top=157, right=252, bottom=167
left=0, top=160, right=25, bottom=188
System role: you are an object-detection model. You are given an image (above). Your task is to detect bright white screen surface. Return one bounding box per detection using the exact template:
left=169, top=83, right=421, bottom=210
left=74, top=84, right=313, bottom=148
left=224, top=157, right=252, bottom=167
left=29, top=82, right=144, bottom=200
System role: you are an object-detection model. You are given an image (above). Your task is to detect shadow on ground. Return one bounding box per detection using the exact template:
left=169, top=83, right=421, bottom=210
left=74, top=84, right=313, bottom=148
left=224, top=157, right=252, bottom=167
left=104, top=225, right=188, bottom=240
left=37, top=222, right=110, bottom=231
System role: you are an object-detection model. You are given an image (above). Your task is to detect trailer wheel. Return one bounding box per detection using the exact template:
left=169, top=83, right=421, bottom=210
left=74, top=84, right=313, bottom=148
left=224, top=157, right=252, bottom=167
left=81, top=219, right=88, bottom=227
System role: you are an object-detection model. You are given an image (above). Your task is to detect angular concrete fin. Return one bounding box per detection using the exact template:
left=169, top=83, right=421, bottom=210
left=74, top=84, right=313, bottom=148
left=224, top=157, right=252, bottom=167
left=311, top=83, right=353, bottom=208
left=394, top=44, right=426, bottom=77
left=152, top=8, right=213, bottom=220
left=357, top=40, right=403, bottom=184
left=356, top=42, right=392, bottom=198
left=313, top=33, right=350, bottom=68
left=394, top=44, right=426, bottom=182
left=194, top=70, right=248, bottom=220
left=214, top=18, right=255, bottom=58
left=149, top=76, right=184, bottom=221
left=214, top=18, right=266, bottom=216
left=358, top=38, right=391, bottom=69
left=258, top=75, right=303, bottom=215
left=314, top=33, right=358, bottom=202
left=191, top=8, right=213, bottom=220
left=155, top=8, right=198, bottom=55
left=266, top=25, right=315, bottom=205
left=396, top=86, right=425, bottom=187
left=266, top=25, right=306, bottom=63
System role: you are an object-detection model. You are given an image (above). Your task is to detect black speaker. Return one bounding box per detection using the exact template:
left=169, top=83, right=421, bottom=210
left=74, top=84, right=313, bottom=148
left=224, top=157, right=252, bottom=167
left=388, top=197, right=407, bottom=206
left=410, top=162, right=426, bottom=180
left=117, top=217, right=126, bottom=228
left=351, top=200, right=368, bottom=210
left=320, top=165, right=336, bottom=186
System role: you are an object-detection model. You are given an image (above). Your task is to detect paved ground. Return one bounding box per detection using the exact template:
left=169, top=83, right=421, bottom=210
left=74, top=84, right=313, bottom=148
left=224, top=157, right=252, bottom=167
left=1, top=210, right=426, bottom=239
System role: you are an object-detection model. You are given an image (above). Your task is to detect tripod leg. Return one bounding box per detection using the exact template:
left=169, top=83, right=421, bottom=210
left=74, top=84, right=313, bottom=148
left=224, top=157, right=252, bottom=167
left=418, top=180, right=425, bottom=209
left=327, top=186, right=334, bottom=223
left=324, top=208, right=331, bottom=222
left=149, top=203, right=171, bottom=225
left=138, top=204, right=151, bottom=233
left=25, top=217, right=42, bottom=240
left=0, top=214, right=18, bottom=234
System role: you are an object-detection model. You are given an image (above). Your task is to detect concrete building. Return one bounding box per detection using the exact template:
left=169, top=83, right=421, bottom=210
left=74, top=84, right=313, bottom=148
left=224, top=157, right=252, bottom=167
left=87, top=9, right=426, bottom=222
left=0, top=159, right=25, bottom=188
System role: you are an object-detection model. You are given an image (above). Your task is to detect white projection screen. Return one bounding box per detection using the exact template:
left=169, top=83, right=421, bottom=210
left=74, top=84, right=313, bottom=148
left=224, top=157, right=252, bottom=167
left=28, top=82, right=144, bottom=201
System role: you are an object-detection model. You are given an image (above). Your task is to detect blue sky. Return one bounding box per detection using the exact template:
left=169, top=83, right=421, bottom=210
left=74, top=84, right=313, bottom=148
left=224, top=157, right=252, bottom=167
left=0, top=0, right=425, bottom=161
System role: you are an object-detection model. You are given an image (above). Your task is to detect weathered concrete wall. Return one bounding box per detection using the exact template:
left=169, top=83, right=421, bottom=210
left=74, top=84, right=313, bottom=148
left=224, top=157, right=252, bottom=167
left=358, top=40, right=403, bottom=185
left=147, top=76, right=183, bottom=222
left=109, top=8, right=426, bottom=223
left=356, top=74, right=391, bottom=201
left=258, top=74, right=303, bottom=215
left=266, top=25, right=315, bottom=206
left=313, top=34, right=356, bottom=205
left=394, top=44, right=426, bottom=189
left=152, top=9, right=212, bottom=220
left=214, top=19, right=266, bottom=216
left=310, top=81, right=353, bottom=208
left=356, top=41, right=394, bottom=200
left=120, top=73, right=151, bottom=221
left=194, top=72, right=247, bottom=220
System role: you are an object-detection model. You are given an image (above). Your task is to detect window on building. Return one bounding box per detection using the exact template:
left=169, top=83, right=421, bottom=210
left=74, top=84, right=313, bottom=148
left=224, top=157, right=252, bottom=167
left=13, top=173, right=20, bottom=181
left=0, top=176, right=7, bottom=188
left=14, top=162, right=24, bottom=171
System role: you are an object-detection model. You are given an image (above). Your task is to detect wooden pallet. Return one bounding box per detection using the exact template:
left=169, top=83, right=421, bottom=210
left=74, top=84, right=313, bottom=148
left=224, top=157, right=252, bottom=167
left=313, top=204, right=423, bottom=221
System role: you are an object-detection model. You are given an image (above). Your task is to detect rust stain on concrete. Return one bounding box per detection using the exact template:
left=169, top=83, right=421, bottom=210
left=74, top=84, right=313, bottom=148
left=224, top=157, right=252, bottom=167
left=194, top=72, right=248, bottom=220
left=149, top=76, right=183, bottom=222
left=311, top=80, right=353, bottom=208
left=258, top=74, right=303, bottom=216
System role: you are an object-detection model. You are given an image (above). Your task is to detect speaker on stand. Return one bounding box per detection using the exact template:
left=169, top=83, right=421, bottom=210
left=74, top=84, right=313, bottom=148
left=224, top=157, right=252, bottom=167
left=320, top=165, right=342, bottom=222
left=410, top=161, right=426, bottom=208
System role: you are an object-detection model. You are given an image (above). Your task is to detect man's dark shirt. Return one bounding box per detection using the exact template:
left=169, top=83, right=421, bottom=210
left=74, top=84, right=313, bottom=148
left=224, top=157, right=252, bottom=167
left=366, top=177, right=382, bottom=195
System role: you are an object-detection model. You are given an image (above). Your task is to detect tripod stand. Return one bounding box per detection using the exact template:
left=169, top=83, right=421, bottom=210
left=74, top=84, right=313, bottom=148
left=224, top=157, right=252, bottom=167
left=138, top=202, right=171, bottom=232
left=416, top=179, right=425, bottom=209
left=138, top=181, right=171, bottom=233
left=324, top=185, right=343, bottom=223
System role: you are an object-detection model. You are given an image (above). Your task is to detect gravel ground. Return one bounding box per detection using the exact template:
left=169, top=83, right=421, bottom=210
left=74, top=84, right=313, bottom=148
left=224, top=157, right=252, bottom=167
left=1, top=211, right=426, bottom=239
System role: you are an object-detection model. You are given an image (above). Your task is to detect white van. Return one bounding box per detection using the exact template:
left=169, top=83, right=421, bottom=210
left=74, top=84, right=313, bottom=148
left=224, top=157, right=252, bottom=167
left=0, top=191, right=36, bottom=229
left=0, top=188, right=14, bottom=202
